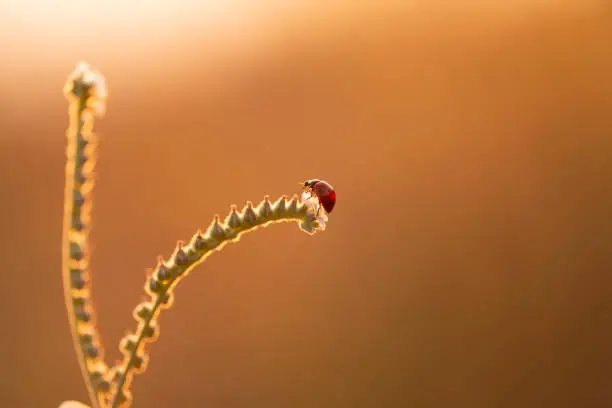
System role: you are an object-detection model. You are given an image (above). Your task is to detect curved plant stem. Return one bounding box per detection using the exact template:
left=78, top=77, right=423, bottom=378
left=109, top=195, right=325, bottom=407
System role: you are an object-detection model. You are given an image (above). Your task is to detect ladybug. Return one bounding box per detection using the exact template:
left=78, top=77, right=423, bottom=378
left=302, top=179, right=336, bottom=214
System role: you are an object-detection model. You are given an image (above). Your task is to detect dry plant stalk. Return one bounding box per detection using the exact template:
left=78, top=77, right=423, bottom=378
left=59, top=62, right=332, bottom=408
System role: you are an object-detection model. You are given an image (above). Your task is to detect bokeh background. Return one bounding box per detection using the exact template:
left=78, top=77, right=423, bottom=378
left=1, top=1, right=611, bottom=407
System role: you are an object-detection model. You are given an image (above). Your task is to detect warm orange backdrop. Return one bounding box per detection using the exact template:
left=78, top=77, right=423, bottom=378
left=1, top=2, right=611, bottom=408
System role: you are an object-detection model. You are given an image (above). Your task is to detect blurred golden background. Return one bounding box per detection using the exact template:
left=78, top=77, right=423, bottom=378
left=1, top=1, right=611, bottom=407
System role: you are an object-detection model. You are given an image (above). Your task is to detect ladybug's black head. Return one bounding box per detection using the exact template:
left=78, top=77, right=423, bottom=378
left=303, top=179, right=320, bottom=188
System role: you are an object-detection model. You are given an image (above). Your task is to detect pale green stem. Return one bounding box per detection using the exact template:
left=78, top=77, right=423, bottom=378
left=109, top=195, right=323, bottom=407
left=62, top=63, right=110, bottom=408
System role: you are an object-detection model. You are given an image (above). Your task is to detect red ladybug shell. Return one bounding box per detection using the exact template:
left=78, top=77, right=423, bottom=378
left=304, top=179, right=336, bottom=213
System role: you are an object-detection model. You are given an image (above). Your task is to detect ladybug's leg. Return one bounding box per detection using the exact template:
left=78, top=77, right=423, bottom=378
left=314, top=200, right=324, bottom=218
left=317, top=207, right=324, bottom=218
